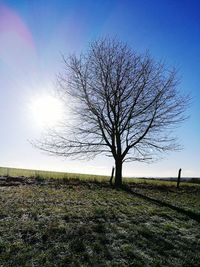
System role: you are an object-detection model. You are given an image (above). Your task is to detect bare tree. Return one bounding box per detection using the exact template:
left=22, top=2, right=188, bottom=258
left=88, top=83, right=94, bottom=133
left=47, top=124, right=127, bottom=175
left=37, top=38, right=189, bottom=187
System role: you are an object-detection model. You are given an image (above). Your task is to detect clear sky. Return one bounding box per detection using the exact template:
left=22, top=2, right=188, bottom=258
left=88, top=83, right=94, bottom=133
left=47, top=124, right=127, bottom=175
left=0, top=0, right=199, bottom=177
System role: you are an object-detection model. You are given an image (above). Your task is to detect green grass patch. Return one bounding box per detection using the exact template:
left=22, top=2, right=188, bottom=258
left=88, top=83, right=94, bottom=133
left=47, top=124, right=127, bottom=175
left=0, top=179, right=199, bottom=266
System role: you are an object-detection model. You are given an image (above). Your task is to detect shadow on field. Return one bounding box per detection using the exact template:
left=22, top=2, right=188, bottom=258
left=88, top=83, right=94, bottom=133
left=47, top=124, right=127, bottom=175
left=122, top=185, right=200, bottom=223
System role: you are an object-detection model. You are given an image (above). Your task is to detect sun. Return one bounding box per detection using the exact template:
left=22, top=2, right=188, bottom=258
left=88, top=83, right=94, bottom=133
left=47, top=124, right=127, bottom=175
left=30, top=94, right=64, bottom=128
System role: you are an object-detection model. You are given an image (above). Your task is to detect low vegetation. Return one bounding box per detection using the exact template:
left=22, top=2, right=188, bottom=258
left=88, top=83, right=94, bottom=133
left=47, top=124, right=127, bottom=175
left=0, top=173, right=199, bottom=266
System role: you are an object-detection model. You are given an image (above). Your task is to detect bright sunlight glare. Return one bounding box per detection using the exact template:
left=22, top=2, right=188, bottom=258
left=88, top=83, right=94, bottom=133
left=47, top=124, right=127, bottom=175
left=30, top=95, right=64, bottom=128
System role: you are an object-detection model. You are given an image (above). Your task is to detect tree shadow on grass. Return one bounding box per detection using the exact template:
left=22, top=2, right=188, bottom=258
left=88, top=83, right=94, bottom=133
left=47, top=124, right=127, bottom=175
left=121, top=185, right=200, bottom=223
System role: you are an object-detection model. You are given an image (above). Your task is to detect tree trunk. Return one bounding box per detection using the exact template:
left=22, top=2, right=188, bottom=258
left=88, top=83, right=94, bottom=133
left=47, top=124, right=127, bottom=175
left=114, top=159, right=122, bottom=187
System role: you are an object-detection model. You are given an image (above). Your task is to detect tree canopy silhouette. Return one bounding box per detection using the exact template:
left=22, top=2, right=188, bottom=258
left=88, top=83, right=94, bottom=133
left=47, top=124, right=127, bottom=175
left=37, top=38, right=189, bottom=187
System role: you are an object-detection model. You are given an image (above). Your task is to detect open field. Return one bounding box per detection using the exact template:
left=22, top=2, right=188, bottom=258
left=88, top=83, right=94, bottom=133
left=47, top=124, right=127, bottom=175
left=0, top=175, right=199, bottom=266
left=0, top=166, right=199, bottom=184
left=0, top=166, right=109, bottom=182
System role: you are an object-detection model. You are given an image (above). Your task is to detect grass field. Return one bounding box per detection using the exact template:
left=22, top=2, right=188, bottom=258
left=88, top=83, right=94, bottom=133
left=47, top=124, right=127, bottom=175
left=0, top=171, right=199, bottom=266
left=0, top=166, right=109, bottom=182
left=0, top=166, right=199, bottom=185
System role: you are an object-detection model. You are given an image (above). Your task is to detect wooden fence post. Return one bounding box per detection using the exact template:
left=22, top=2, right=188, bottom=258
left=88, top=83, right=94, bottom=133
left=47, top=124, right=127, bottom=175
left=110, top=167, right=115, bottom=186
left=177, top=168, right=182, bottom=188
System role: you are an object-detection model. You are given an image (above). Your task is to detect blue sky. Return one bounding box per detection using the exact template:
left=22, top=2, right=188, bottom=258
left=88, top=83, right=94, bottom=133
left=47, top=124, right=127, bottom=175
left=0, top=0, right=199, bottom=177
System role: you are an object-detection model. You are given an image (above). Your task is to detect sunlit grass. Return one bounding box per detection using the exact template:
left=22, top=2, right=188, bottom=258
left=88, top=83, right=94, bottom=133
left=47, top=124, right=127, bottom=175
left=0, top=166, right=109, bottom=182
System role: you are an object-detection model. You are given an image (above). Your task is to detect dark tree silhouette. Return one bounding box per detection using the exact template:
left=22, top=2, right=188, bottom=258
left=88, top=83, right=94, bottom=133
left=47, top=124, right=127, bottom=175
left=37, top=38, right=189, bottom=187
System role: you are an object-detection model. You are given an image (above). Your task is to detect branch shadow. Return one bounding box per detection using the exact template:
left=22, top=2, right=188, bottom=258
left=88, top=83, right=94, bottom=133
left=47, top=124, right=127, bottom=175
left=121, top=185, right=200, bottom=223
